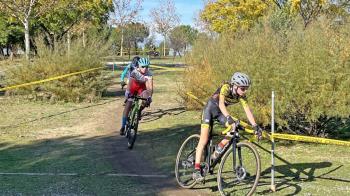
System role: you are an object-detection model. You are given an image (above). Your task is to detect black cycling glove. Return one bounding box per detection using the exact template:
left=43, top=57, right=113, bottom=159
left=253, top=125, right=263, bottom=140
left=226, top=115, right=235, bottom=125
left=120, top=81, right=126, bottom=89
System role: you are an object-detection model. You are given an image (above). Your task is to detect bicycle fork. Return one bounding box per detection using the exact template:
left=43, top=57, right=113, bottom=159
left=232, top=140, right=246, bottom=181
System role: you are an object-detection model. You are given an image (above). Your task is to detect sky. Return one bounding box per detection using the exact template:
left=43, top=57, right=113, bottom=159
left=140, top=0, right=205, bottom=26
left=139, top=0, right=205, bottom=41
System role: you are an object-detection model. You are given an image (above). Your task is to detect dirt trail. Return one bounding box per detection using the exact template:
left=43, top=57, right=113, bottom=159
left=100, top=84, right=211, bottom=196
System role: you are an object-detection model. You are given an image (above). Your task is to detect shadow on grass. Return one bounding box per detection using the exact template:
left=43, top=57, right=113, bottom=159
left=102, top=84, right=125, bottom=97
left=0, top=133, right=177, bottom=195
left=0, top=122, right=348, bottom=195
left=252, top=141, right=349, bottom=195
left=141, top=107, right=186, bottom=123
left=0, top=99, right=119, bottom=129
left=138, top=123, right=350, bottom=195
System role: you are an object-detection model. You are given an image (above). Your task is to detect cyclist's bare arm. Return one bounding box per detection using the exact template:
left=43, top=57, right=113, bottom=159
left=242, top=101, right=257, bottom=127
left=146, top=76, right=153, bottom=96
left=219, top=94, right=230, bottom=118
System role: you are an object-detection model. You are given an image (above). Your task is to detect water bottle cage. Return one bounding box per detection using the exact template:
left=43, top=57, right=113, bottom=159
left=227, top=130, right=239, bottom=138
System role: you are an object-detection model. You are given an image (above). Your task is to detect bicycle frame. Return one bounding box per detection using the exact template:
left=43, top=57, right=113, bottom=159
left=127, top=96, right=147, bottom=128
left=204, top=124, right=246, bottom=178
left=175, top=121, right=261, bottom=194
left=125, top=96, right=148, bottom=149
left=128, top=98, right=140, bottom=125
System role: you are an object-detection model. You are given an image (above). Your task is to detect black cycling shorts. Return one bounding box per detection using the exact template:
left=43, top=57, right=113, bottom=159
left=201, top=99, right=227, bottom=129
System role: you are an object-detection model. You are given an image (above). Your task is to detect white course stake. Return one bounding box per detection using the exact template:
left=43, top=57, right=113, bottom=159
left=271, top=91, right=276, bottom=192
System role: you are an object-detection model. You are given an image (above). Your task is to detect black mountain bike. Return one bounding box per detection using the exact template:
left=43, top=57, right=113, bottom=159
left=125, top=95, right=147, bottom=149
left=175, top=123, right=261, bottom=196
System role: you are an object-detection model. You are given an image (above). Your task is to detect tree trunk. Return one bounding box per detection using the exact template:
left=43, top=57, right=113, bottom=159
left=163, top=34, right=166, bottom=57
left=6, top=44, right=10, bottom=57
left=53, top=34, right=56, bottom=52
left=67, top=30, right=71, bottom=55
left=24, top=18, right=30, bottom=59
left=30, top=37, right=37, bottom=56
left=120, top=28, right=124, bottom=57
left=134, top=41, right=138, bottom=55
left=9, top=44, right=13, bottom=61
left=0, top=47, right=4, bottom=59
left=82, top=30, right=86, bottom=48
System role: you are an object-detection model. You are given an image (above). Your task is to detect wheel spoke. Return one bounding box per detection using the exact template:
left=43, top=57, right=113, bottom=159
left=175, top=134, right=200, bottom=188
left=218, top=142, right=260, bottom=196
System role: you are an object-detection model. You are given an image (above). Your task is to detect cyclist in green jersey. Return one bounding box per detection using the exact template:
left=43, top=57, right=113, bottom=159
left=192, top=72, right=262, bottom=182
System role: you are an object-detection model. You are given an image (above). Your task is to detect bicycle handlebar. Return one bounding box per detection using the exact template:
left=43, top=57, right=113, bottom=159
left=221, top=125, right=254, bottom=135
left=129, top=95, right=148, bottom=101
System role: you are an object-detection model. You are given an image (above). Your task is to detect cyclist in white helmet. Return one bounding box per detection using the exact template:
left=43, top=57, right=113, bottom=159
left=119, top=57, right=153, bottom=136
left=192, top=72, right=262, bottom=182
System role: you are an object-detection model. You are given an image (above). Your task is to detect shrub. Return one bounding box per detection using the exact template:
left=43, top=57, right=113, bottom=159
left=5, top=35, right=112, bottom=102
left=181, top=16, right=350, bottom=137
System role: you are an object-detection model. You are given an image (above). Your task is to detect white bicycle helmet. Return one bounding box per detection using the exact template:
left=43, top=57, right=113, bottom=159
left=230, top=72, right=251, bottom=87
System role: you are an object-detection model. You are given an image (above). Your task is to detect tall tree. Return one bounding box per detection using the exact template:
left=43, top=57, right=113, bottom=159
left=123, top=22, right=149, bottom=55
left=290, top=0, right=326, bottom=28
left=0, top=0, right=58, bottom=59
left=37, top=0, right=113, bottom=51
left=111, top=0, right=142, bottom=57
left=150, top=0, right=180, bottom=56
left=169, top=25, right=198, bottom=57
left=0, top=14, right=23, bottom=58
left=200, top=0, right=271, bottom=33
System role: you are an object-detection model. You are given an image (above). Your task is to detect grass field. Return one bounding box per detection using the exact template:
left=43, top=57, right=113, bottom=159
left=1, top=61, right=350, bottom=195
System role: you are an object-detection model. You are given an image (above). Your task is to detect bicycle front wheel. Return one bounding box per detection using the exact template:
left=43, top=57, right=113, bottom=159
left=217, top=141, right=261, bottom=196
left=175, top=134, right=200, bottom=189
left=127, top=109, right=139, bottom=150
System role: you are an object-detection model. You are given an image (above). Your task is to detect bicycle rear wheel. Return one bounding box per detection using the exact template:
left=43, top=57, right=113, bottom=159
left=217, top=141, right=261, bottom=196
left=175, top=134, right=200, bottom=189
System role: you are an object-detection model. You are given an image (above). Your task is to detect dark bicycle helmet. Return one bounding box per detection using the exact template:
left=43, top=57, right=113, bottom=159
left=131, top=56, right=141, bottom=67
left=230, top=72, right=251, bottom=87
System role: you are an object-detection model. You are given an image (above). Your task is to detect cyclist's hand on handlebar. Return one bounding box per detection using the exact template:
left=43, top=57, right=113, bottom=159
left=121, top=81, right=126, bottom=89
left=226, top=115, right=235, bottom=125
left=253, top=125, right=263, bottom=141
left=146, top=96, right=152, bottom=107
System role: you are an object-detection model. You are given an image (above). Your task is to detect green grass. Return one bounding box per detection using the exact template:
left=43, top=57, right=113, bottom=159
left=136, top=70, right=350, bottom=195
left=1, top=66, right=350, bottom=195
left=0, top=70, right=154, bottom=195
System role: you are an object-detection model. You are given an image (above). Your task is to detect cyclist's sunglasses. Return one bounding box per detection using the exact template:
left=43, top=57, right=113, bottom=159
left=140, top=65, right=148, bottom=68
left=238, top=86, right=249, bottom=91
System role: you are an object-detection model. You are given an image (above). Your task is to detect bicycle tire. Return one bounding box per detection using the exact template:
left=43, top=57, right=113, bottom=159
left=217, top=141, right=261, bottom=196
left=127, top=106, right=139, bottom=149
left=175, top=134, right=200, bottom=189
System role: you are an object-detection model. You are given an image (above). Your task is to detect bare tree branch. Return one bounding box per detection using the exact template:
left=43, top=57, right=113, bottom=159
left=150, top=0, right=180, bottom=56
left=111, top=0, right=143, bottom=56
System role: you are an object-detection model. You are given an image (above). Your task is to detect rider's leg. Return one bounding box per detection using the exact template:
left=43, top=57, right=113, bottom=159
left=193, top=125, right=209, bottom=181
left=193, top=100, right=214, bottom=181
left=120, top=79, right=136, bottom=135
left=215, top=114, right=237, bottom=147
left=195, top=125, right=210, bottom=169
left=138, top=89, right=151, bottom=119
left=120, top=100, right=132, bottom=135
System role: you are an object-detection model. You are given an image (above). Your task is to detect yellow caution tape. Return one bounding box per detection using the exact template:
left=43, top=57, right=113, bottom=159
left=0, top=67, right=104, bottom=92
left=185, top=91, right=350, bottom=147
left=271, top=133, right=350, bottom=147
left=150, top=64, right=184, bottom=72
left=186, top=92, right=206, bottom=106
